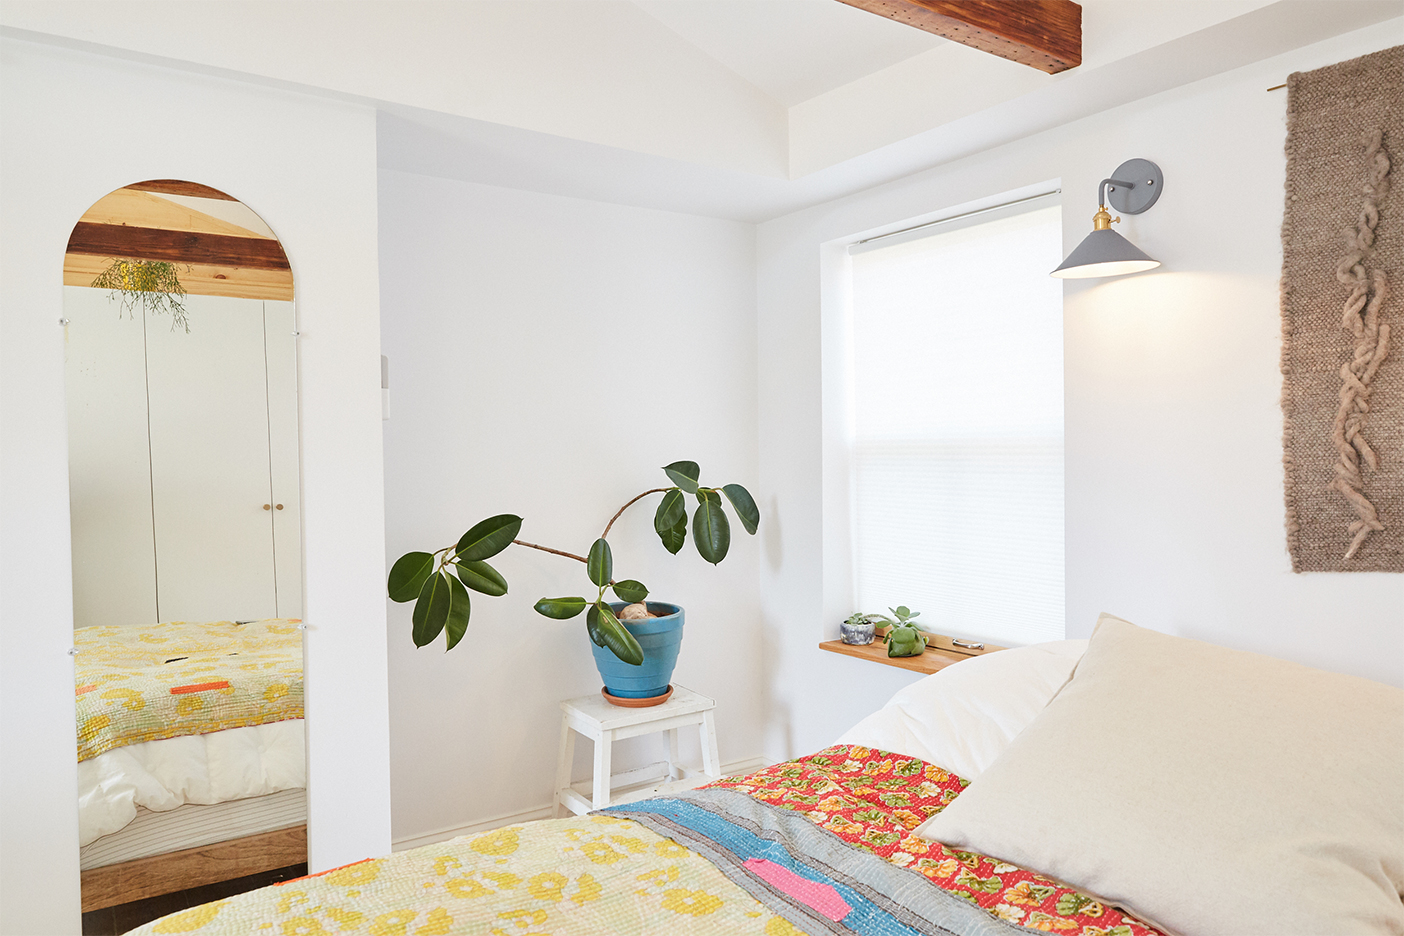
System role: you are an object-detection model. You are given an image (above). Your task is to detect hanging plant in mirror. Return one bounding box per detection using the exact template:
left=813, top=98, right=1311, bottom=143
left=91, top=257, right=192, bottom=331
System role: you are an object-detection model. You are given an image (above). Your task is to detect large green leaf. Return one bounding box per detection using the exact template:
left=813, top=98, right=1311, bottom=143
left=388, top=551, right=435, bottom=602
left=454, top=514, right=523, bottom=562
left=444, top=574, right=471, bottom=651
left=535, top=596, right=588, bottom=619
left=411, top=572, right=452, bottom=648
left=721, top=483, right=760, bottom=535
left=692, top=491, right=731, bottom=565
left=654, top=489, right=686, bottom=533
left=584, top=603, right=607, bottom=647
left=655, top=490, right=688, bottom=554
left=587, top=537, right=612, bottom=587
left=658, top=512, right=687, bottom=554
left=612, top=579, right=648, bottom=603
left=590, top=601, right=643, bottom=665
left=455, top=559, right=508, bottom=597
left=663, top=461, right=700, bottom=494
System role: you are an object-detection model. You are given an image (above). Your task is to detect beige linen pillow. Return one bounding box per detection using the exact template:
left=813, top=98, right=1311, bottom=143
left=915, top=614, right=1404, bottom=936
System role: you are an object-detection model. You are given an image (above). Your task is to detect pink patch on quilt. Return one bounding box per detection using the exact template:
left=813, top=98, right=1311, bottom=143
left=741, top=858, right=851, bottom=921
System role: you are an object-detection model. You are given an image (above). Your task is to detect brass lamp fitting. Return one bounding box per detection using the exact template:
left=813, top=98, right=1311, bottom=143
left=1092, top=206, right=1120, bottom=230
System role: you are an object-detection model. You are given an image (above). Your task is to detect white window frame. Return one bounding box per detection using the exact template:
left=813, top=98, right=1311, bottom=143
left=818, top=182, right=1064, bottom=646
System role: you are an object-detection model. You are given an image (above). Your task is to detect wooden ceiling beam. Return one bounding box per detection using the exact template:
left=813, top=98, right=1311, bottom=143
left=66, top=222, right=291, bottom=270
left=835, top=0, right=1081, bottom=74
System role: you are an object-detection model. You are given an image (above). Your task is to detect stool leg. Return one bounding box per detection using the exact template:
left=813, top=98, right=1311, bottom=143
left=700, top=711, right=721, bottom=780
left=667, top=728, right=681, bottom=781
left=554, top=716, right=576, bottom=817
left=592, top=729, right=613, bottom=810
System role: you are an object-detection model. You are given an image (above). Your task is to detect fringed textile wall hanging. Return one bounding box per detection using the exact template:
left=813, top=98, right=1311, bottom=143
left=1281, top=44, right=1403, bottom=573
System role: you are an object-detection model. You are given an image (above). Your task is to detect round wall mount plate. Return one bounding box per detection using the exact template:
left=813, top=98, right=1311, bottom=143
left=1106, top=158, right=1163, bottom=215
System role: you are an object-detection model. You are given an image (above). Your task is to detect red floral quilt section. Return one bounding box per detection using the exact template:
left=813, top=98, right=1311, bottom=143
left=706, top=744, right=1164, bottom=936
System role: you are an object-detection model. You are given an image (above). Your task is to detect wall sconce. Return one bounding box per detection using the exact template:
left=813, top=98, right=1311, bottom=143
left=1052, top=158, right=1163, bottom=279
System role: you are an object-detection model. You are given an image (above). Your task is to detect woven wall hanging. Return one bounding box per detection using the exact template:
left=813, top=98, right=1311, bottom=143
left=1281, top=44, right=1403, bottom=572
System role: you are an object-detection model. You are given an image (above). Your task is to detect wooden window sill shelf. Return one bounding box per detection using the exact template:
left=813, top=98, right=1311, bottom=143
left=818, top=632, right=1005, bottom=675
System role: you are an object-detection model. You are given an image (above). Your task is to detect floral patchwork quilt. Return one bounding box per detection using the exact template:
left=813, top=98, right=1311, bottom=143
left=128, top=746, right=1163, bottom=936
left=691, top=746, right=1163, bottom=935
left=74, top=619, right=303, bottom=761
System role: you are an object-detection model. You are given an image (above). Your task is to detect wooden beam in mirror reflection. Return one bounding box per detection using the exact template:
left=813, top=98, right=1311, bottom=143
left=81, top=188, right=274, bottom=240
left=80, top=824, right=307, bottom=912
left=64, top=253, right=294, bottom=301
left=126, top=179, right=239, bottom=200
left=67, top=222, right=291, bottom=270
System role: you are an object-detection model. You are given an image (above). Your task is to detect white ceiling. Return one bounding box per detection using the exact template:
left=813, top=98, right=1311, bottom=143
left=630, top=0, right=943, bottom=106
left=3, top=1, right=1401, bottom=221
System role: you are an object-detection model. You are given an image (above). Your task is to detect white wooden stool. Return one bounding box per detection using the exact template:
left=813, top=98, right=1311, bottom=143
left=554, top=685, right=721, bottom=816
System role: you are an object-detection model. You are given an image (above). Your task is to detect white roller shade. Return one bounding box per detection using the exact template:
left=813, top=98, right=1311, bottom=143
left=848, top=204, right=1064, bottom=646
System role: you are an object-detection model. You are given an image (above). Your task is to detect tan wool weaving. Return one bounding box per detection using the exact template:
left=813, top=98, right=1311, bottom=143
left=1281, top=44, right=1403, bottom=572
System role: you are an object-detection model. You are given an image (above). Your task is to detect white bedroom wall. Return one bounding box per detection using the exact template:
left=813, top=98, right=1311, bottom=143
left=0, top=39, right=389, bottom=933
left=756, top=21, right=1404, bottom=763
left=377, top=168, right=763, bottom=845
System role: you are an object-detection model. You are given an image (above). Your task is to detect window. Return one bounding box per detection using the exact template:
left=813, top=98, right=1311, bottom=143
left=846, top=199, right=1064, bottom=646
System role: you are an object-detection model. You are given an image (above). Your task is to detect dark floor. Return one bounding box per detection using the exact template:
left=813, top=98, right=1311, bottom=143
left=81, top=863, right=307, bottom=935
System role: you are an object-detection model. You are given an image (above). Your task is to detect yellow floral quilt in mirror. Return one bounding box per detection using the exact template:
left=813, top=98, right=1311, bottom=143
left=74, top=619, right=303, bottom=761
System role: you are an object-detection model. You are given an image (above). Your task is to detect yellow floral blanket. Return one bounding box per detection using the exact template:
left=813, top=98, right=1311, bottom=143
left=127, top=815, right=804, bottom=936
left=75, top=620, right=303, bottom=762
left=126, top=746, right=1165, bottom=936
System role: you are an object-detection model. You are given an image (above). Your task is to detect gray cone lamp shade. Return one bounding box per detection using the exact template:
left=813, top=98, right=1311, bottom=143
left=1052, top=158, right=1164, bottom=279
left=1051, top=227, right=1160, bottom=279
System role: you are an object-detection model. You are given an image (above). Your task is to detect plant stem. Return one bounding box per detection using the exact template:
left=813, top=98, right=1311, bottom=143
left=601, top=488, right=672, bottom=539
left=512, top=539, right=590, bottom=564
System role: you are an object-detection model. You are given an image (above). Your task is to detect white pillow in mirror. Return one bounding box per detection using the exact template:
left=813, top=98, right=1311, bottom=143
left=837, top=639, right=1087, bottom=781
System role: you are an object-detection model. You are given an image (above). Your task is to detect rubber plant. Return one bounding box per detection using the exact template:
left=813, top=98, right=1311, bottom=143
left=386, top=461, right=759, bottom=666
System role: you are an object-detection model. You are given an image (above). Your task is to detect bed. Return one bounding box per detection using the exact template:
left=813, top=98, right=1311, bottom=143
left=126, top=615, right=1404, bottom=935
left=75, top=619, right=307, bottom=910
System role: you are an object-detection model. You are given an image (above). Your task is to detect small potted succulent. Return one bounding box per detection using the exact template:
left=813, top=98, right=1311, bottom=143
left=879, top=606, right=927, bottom=658
left=840, top=612, right=879, bottom=646
left=387, top=461, right=758, bottom=705
left=843, top=606, right=926, bottom=657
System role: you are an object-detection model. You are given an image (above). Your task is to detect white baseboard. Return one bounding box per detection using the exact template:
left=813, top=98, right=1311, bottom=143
left=391, top=755, right=775, bottom=852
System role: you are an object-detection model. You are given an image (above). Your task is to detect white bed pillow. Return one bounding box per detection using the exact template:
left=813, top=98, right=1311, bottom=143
left=837, top=640, right=1087, bottom=780
left=916, top=614, right=1404, bottom=936
left=77, top=719, right=305, bottom=845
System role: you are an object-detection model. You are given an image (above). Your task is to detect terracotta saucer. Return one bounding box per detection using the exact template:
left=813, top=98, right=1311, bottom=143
left=601, top=685, right=674, bottom=707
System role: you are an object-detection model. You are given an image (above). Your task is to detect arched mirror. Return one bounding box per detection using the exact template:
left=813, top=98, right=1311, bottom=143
left=63, top=180, right=307, bottom=927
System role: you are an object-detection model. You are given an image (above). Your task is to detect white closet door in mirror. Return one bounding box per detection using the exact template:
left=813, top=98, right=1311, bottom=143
left=63, top=287, right=158, bottom=628
left=264, top=300, right=302, bottom=619
left=145, top=294, right=277, bottom=621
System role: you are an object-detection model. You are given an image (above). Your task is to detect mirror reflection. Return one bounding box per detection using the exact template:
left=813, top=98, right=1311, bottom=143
left=63, top=180, right=307, bottom=919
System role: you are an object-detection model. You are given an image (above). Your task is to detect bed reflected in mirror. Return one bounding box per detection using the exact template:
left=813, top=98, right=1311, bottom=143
left=63, top=180, right=307, bottom=923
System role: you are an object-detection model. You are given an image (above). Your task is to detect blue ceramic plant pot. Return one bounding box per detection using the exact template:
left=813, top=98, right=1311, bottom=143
left=591, top=602, right=683, bottom=698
